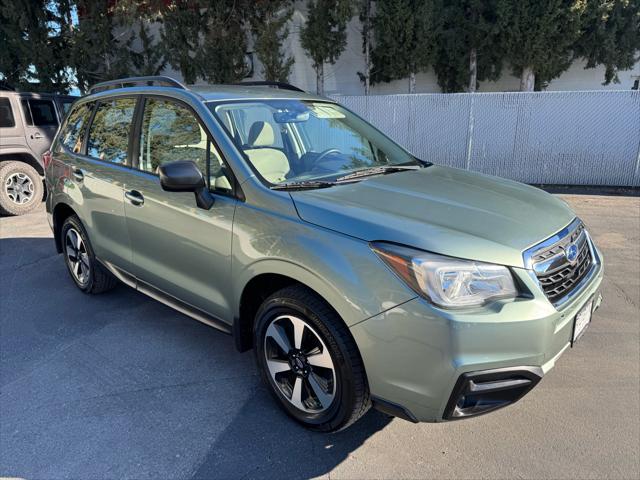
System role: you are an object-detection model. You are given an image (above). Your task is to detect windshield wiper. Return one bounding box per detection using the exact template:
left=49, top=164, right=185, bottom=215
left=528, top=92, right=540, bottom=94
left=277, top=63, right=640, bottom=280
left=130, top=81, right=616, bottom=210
left=270, top=180, right=335, bottom=191
left=335, top=165, right=421, bottom=182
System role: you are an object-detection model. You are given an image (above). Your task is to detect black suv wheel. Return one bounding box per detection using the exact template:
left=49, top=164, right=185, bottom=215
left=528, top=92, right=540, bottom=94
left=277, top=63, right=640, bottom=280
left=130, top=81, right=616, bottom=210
left=254, top=285, right=370, bottom=432
left=61, top=215, right=118, bottom=294
left=0, top=161, right=43, bottom=216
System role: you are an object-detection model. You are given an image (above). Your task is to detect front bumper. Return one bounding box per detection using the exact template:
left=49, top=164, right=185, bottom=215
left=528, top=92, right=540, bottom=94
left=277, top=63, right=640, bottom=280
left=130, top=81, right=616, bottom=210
left=350, top=255, right=604, bottom=423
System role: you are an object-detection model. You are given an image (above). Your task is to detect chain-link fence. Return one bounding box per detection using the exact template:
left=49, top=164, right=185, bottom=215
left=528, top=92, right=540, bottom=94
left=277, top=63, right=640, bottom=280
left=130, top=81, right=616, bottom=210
left=332, top=90, right=640, bottom=187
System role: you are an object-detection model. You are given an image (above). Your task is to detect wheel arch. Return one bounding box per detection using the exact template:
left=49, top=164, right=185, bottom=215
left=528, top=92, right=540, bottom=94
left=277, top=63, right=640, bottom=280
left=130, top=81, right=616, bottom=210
left=52, top=202, right=77, bottom=253
left=234, top=267, right=351, bottom=353
left=0, top=151, right=44, bottom=175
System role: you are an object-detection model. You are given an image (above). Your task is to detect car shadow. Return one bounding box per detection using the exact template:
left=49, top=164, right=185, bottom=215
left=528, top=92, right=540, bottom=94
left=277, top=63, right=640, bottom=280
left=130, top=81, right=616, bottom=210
left=1, top=236, right=394, bottom=479
left=191, top=391, right=392, bottom=480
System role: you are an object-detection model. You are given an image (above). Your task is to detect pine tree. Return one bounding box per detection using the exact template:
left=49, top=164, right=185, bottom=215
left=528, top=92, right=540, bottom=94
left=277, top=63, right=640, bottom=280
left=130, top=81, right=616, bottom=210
left=199, top=0, right=248, bottom=83
left=248, top=0, right=294, bottom=82
left=71, top=0, right=136, bottom=92
left=300, top=0, right=353, bottom=95
left=160, top=1, right=207, bottom=84
left=497, top=0, right=585, bottom=91
left=358, top=0, right=374, bottom=95
left=0, top=0, right=73, bottom=92
left=131, top=20, right=166, bottom=76
left=575, top=0, right=640, bottom=85
left=433, top=0, right=502, bottom=92
left=370, top=0, right=439, bottom=93
left=161, top=0, right=248, bottom=85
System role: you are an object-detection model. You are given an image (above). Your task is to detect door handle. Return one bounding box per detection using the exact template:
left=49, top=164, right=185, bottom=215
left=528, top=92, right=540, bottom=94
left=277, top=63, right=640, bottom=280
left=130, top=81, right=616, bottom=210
left=72, top=169, right=84, bottom=182
left=31, top=132, right=44, bottom=140
left=125, top=190, right=144, bottom=206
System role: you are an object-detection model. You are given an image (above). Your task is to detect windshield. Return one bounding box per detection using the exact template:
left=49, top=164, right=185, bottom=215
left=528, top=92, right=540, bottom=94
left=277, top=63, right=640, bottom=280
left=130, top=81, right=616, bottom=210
left=208, top=100, right=420, bottom=185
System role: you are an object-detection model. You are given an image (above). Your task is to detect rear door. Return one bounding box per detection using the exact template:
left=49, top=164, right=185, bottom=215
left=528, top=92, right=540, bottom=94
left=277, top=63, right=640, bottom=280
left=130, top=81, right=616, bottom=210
left=68, top=97, right=137, bottom=273
left=124, top=96, right=237, bottom=322
left=20, top=96, right=59, bottom=159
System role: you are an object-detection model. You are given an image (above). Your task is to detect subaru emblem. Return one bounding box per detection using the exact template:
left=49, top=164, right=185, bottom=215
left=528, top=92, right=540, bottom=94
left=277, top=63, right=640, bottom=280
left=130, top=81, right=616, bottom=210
left=565, top=243, right=579, bottom=263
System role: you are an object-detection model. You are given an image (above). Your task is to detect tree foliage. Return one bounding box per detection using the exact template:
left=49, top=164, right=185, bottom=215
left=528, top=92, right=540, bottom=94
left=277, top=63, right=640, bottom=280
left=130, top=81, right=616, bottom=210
left=161, top=0, right=247, bottom=85
left=370, top=0, right=439, bottom=93
left=357, top=0, right=374, bottom=94
left=575, top=0, right=640, bottom=85
left=432, top=0, right=502, bottom=92
left=71, top=0, right=137, bottom=92
left=497, top=0, right=586, bottom=91
left=0, top=0, right=73, bottom=92
left=248, top=0, right=295, bottom=82
left=300, top=0, right=353, bottom=94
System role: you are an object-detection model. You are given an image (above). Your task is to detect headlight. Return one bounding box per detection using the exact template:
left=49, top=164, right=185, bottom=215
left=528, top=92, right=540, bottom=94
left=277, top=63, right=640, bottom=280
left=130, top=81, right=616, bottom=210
left=371, top=242, right=518, bottom=308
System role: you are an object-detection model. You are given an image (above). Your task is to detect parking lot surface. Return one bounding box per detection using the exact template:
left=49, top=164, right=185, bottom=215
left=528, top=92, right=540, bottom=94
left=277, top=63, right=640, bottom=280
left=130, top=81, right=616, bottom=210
left=1, top=194, right=639, bottom=480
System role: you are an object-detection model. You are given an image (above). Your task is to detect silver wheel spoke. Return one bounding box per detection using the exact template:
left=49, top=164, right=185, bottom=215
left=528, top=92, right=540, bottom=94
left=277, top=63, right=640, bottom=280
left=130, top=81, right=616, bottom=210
left=291, top=316, right=305, bottom=350
left=266, top=358, right=291, bottom=376
left=308, top=373, right=332, bottom=409
left=307, top=349, right=333, bottom=369
left=290, top=377, right=304, bottom=410
left=266, top=322, right=292, bottom=354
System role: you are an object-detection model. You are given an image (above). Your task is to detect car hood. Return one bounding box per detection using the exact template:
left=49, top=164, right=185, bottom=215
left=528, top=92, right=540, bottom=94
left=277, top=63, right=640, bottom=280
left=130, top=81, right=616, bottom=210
left=290, top=165, right=575, bottom=268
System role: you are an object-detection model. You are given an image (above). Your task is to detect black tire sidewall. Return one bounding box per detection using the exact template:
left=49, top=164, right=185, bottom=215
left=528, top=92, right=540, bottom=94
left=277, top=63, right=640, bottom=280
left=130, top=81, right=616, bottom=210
left=61, top=215, right=98, bottom=293
left=254, top=292, right=359, bottom=431
left=0, top=161, right=43, bottom=216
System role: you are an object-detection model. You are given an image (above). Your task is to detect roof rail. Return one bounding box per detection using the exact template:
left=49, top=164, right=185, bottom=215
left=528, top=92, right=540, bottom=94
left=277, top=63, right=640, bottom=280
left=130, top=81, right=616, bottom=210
left=234, top=81, right=305, bottom=93
left=88, top=76, right=187, bottom=95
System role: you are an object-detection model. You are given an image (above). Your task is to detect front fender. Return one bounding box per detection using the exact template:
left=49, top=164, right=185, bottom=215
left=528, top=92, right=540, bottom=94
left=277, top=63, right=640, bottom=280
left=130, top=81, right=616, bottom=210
left=232, top=203, right=416, bottom=327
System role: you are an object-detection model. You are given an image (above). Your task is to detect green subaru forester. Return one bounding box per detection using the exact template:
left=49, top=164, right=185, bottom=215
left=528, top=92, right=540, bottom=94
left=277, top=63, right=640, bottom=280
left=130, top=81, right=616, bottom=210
left=45, top=76, right=604, bottom=432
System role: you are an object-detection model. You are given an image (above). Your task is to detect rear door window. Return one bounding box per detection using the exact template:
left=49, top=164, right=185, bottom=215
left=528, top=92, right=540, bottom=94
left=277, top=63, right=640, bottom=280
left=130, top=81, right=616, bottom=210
left=0, top=98, right=15, bottom=128
left=87, top=98, right=136, bottom=164
left=21, top=98, right=58, bottom=126
left=60, top=103, right=93, bottom=154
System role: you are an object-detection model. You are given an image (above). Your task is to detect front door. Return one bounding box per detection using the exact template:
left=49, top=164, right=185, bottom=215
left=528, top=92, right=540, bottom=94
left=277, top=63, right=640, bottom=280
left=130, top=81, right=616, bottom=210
left=124, top=97, right=237, bottom=323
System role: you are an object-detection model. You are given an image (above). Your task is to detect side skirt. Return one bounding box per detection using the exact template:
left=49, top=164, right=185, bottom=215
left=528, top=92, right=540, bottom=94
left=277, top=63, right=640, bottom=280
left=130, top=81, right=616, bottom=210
left=99, top=260, right=232, bottom=335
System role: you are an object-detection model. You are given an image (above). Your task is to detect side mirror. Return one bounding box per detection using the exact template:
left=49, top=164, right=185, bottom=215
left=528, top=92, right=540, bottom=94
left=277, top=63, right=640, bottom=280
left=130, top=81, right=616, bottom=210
left=158, top=160, right=214, bottom=210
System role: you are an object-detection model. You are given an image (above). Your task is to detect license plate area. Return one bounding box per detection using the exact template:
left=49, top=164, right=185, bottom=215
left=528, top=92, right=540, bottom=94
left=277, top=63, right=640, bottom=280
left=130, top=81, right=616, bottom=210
left=571, top=298, right=593, bottom=346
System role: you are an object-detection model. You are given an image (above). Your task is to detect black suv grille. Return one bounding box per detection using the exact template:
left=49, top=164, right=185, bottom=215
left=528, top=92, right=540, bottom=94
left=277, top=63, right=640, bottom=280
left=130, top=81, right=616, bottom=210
left=532, top=222, right=593, bottom=305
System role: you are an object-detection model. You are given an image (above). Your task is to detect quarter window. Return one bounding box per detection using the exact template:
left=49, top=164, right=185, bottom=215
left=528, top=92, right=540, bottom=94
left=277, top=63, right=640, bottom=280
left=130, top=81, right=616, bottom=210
left=87, top=98, right=136, bottom=164
left=60, top=103, right=93, bottom=154
left=21, top=99, right=58, bottom=126
left=0, top=98, right=15, bottom=128
left=139, top=98, right=232, bottom=192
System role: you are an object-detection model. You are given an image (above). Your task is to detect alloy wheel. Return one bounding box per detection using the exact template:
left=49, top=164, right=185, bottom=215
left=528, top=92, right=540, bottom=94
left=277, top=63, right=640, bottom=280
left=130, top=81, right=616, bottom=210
left=65, top=227, right=90, bottom=285
left=264, top=315, right=336, bottom=413
left=4, top=172, right=35, bottom=205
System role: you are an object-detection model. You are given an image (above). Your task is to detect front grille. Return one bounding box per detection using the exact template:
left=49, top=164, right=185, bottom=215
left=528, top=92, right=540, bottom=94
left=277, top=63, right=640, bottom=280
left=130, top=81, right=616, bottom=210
left=530, top=221, right=594, bottom=305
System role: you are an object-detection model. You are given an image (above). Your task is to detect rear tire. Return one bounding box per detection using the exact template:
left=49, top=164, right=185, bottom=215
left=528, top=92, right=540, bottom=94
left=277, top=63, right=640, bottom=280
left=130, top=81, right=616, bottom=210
left=254, top=285, right=370, bottom=432
left=61, top=215, right=118, bottom=294
left=0, top=161, right=43, bottom=216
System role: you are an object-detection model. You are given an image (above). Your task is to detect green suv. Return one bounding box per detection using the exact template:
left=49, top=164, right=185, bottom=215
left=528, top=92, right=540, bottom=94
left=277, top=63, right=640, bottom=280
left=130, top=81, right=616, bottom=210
left=45, top=76, right=604, bottom=432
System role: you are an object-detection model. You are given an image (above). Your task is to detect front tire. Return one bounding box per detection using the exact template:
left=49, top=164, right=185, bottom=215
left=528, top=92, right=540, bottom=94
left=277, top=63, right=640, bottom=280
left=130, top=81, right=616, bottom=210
left=0, top=161, right=43, bottom=216
left=254, top=285, right=370, bottom=432
left=61, top=215, right=118, bottom=294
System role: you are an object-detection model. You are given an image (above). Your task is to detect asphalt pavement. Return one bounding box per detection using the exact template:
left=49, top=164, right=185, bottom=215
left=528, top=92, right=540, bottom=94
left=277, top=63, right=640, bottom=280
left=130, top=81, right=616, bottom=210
left=1, top=194, right=639, bottom=480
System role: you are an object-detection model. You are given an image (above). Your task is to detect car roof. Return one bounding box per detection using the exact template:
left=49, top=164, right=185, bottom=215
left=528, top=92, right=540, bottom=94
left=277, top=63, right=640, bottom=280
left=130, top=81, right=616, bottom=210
left=0, top=91, right=78, bottom=100
left=191, top=85, right=327, bottom=103
left=82, top=76, right=330, bottom=104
